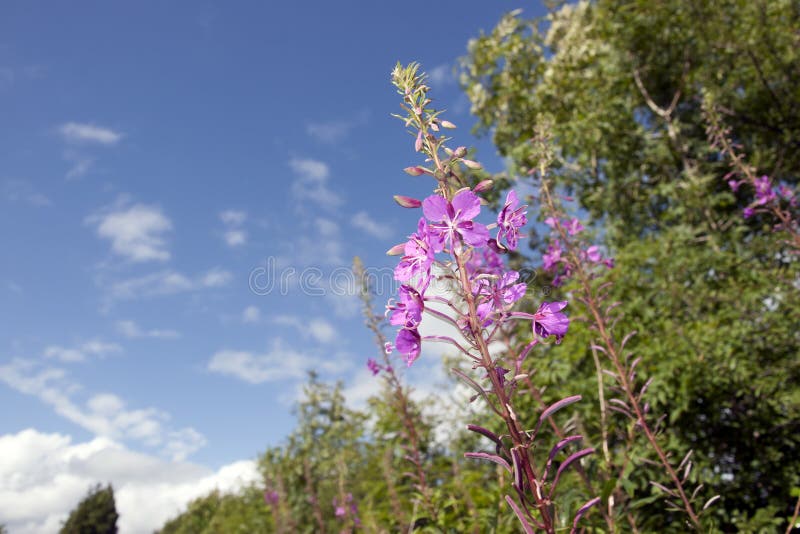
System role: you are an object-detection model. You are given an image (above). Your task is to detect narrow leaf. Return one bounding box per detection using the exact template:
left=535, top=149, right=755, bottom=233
left=551, top=448, right=594, bottom=495
left=703, top=495, right=721, bottom=510
left=534, top=395, right=582, bottom=436
left=571, top=497, right=601, bottom=533
left=466, top=424, right=502, bottom=446
left=650, top=481, right=677, bottom=497
left=505, top=495, right=535, bottom=534
left=464, top=451, right=511, bottom=473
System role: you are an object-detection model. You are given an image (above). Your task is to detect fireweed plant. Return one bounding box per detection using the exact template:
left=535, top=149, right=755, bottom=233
left=703, top=95, right=800, bottom=252
left=354, top=257, right=438, bottom=526
left=527, top=129, right=720, bottom=531
left=376, top=62, right=600, bottom=533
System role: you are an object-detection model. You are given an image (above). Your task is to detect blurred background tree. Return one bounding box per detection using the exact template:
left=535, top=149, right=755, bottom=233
left=60, top=484, right=118, bottom=534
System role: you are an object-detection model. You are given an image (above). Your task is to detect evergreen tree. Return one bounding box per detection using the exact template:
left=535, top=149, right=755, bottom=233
left=60, top=484, right=118, bottom=534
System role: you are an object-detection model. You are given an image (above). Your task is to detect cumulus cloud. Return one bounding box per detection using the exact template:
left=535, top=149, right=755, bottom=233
left=43, top=339, right=122, bottom=363
left=0, top=359, right=205, bottom=460
left=272, top=315, right=337, bottom=344
left=208, top=339, right=339, bottom=384
left=306, top=120, right=353, bottom=144
left=427, top=63, right=456, bottom=87
left=289, top=158, right=343, bottom=208
left=0, top=429, right=258, bottom=534
left=115, top=320, right=180, bottom=339
left=89, top=204, right=173, bottom=262
left=219, top=210, right=247, bottom=247
left=241, top=305, right=261, bottom=323
left=106, top=268, right=232, bottom=302
left=350, top=210, right=393, bottom=239
left=59, top=122, right=123, bottom=145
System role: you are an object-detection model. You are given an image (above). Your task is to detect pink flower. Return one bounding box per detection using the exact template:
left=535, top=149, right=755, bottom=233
left=496, top=190, right=528, bottom=250
left=423, top=190, right=489, bottom=250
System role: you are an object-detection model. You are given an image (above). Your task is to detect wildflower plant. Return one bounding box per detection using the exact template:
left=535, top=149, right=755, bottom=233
left=378, top=62, right=600, bottom=533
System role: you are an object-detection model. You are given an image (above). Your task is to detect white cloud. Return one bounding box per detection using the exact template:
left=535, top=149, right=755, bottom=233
left=201, top=268, right=232, bottom=288
left=43, top=339, right=122, bottom=363
left=0, top=429, right=258, bottom=534
left=351, top=210, right=393, bottom=239
left=208, top=339, right=337, bottom=384
left=308, top=319, right=336, bottom=344
left=90, top=204, right=173, bottom=262
left=116, top=320, right=180, bottom=339
left=241, top=305, right=261, bottom=323
left=219, top=210, right=246, bottom=226
left=289, top=157, right=343, bottom=208
left=306, top=121, right=352, bottom=144
left=107, top=268, right=232, bottom=302
left=272, top=315, right=337, bottom=344
left=223, top=230, right=246, bottom=247
left=2, top=179, right=53, bottom=207
left=63, top=150, right=94, bottom=180
left=59, top=122, right=123, bottom=145
left=428, top=63, right=456, bottom=87
left=219, top=210, right=247, bottom=247
left=0, top=359, right=205, bottom=461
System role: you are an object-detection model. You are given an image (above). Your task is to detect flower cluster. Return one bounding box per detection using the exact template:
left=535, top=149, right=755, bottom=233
left=332, top=493, right=361, bottom=528
left=729, top=174, right=797, bottom=219
left=541, top=217, right=613, bottom=286
left=373, top=185, right=569, bottom=370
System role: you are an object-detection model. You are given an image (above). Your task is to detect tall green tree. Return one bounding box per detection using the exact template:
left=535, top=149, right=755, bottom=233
left=60, top=484, right=119, bottom=534
left=461, top=2, right=800, bottom=530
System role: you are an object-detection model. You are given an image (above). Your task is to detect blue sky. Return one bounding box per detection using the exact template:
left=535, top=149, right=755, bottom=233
left=0, top=2, right=546, bottom=531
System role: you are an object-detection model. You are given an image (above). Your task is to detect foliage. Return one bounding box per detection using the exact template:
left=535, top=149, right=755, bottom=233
left=60, top=484, right=118, bottom=534
left=460, top=1, right=800, bottom=530
left=157, top=488, right=273, bottom=534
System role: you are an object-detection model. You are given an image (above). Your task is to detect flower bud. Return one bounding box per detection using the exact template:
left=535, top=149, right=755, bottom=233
left=393, top=195, right=422, bottom=208
left=462, top=159, right=482, bottom=170
left=453, top=146, right=468, bottom=158
left=414, top=130, right=423, bottom=152
left=403, top=166, right=425, bottom=176
left=473, top=179, right=494, bottom=192
left=440, top=120, right=456, bottom=129
left=386, top=243, right=406, bottom=256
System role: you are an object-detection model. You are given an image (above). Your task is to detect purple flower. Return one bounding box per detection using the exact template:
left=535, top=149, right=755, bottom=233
left=533, top=301, right=570, bottom=343
left=754, top=175, right=776, bottom=205
left=728, top=179, right=744, bottom=192
left=367, top=358, right=380, bottom=376
left=387, top=284, right=424, bottom=327
left=394, top=218, right=442, bottom=287
left=496, top=190, right=528, bottom=250
left=743, top=206, right=755, bottom=219
left=423, top=190, right=489, bottom=250
left=465, top=247, right=504, bottom=277
left=384, top=342, right=393, bottom=354
left=602, top=257, right=615, bottom=269
left=472, top=271, right=527, bottom=326
left=264, top=490, right=280, bottom=506
left=395, top=328, right=421, bottom=366
left=542, top=241, right=563, bottom=271
left=566, top=218, right=584, bottom=236
left=544, top=216, right=559, bottom=228
left=335, top=506, right=346, bottom=518
left=585, top=245, right=602, bottom=263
